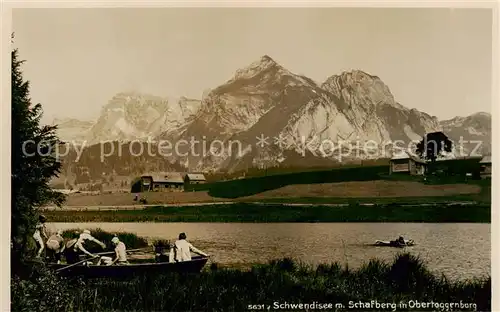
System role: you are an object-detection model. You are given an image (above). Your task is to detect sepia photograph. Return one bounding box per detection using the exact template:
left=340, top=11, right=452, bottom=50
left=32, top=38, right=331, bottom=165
left=4, top=1, right=497, bottom=311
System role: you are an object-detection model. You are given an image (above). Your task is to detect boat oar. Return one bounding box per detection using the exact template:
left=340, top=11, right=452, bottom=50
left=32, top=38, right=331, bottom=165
left=56, top=255, right=99, bottom=273
left=94, top=247, right=151, bottom=257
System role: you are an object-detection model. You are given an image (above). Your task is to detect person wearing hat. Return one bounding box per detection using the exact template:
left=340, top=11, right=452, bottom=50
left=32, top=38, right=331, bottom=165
left=46, top=229, right=65, bottom=263
left=75, top=230, right=106, bottom=258
left=77, top=229, right=106, bottom=250
left=33, top=215, right=48, bottom=258
left=169, top=232, right=208, bottom=263
left=64, top=229, right=105, bottom=264
left=110, top=236, right=128, bottom=265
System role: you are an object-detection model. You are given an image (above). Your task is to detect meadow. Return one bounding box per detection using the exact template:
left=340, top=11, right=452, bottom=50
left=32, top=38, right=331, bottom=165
left=185, top=165, right=389, bottom=196
left=184, top=159, right=486, bottom=198
left=61, top=160, right=490, bottom=210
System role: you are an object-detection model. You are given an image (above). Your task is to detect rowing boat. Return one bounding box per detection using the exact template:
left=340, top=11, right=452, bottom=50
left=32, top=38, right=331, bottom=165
left=374, top=239, right=415, bottom=247
left=47, top=255, right=209, bottom=278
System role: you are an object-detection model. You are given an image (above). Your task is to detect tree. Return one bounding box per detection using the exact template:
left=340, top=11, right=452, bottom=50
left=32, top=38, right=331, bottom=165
left=415, top=131, right=453, bottom=162
left=11, top=42, right=66, bottom=272
left=130, top=178, right=143, bottom=193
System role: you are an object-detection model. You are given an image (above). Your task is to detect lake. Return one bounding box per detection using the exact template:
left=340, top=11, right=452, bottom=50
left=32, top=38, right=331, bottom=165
left=49, top=222, right=490, bottom=281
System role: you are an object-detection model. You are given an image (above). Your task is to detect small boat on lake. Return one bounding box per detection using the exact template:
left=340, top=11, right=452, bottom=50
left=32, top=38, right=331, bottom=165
left=48, top=255, right=209, bottom=278
left=374, top=239, right=415, bottom=248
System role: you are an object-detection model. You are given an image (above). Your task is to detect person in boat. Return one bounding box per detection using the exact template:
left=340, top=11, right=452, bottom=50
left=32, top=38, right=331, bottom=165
left=109, top=236, right=128, bottom=265
left=64, top=230, right=106, bottom=264
left=96, top=256, right=113, bottom=266
left=154, top=240, right=170, bottom=262
left=63, top=231, right=81, bottom=264
left=395, top=236, right=406, bottom=246
left=46, top=230, right=65, bottom=263
left=169, top=232, right=209, bottom=263
left=33, top=215, right=48, bottom=258
left=78, top=229, right=107, bottom=249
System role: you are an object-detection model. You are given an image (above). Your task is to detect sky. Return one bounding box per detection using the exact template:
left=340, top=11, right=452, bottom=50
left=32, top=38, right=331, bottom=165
left=12, top=7, right=493, bottom=124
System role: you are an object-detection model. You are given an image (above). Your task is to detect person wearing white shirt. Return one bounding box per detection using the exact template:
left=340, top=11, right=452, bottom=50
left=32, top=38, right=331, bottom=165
left=110, top=236, right=128, bottom=265
left=33, top=215, right=48, bottom=258
left=64, top=229, right=106, bottom=264
left=169, top=232, right=209, bottom=263
left=46, top=230, right=65, bottom=263
left=78, top=230, right=106, bottom=248
left=76, top=230, right=106, bottom=255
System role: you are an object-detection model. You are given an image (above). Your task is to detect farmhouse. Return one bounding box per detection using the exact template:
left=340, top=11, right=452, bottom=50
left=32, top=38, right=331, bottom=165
left=140, top=172, right=185, bottom=192
left=184, top=173, right=207, bottom=185
left=479, top=155, right=491, bottom=179
left=389, top=151, right=427, bottom=176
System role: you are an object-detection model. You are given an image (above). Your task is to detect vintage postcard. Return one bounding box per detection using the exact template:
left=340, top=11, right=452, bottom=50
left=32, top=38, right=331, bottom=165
left=4, top=1, right=497, bottom=311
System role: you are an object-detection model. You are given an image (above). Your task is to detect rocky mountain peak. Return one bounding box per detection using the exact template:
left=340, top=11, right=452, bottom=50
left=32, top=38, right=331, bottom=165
left=82, top=91, right=202, bottom=145
left=52, top=57, right=491, bottom=173
left=338, top=69, right=379, bottom=82
left=260, top=54, right=275, bottom=62
left=51, top=118, right=94, bottom=144
left=322, top=69, right=396, bottom=109
left=442, top=111, right=491, bottom=126
left=52, top=117, right=94, bottom=126
left=439, top=111, right=491, bottom=155
left=471, top=112, right=491, bottom=119
left=231, top=55, right=282, bottom=81
left=218, top=55, right=319, bottom=93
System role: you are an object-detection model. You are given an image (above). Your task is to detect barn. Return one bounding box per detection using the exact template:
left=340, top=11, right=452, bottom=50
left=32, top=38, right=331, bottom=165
left=389, top=152, right=427, bottom=176
left=479, top=155, right=492, bottom=179
left=184, top=173, right=207, bottom=185
left=140, top=172, right=185, bottom=192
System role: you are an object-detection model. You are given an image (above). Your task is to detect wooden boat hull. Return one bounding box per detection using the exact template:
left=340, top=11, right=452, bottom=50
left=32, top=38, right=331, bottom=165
left=48, top=256, right=209, bottom=278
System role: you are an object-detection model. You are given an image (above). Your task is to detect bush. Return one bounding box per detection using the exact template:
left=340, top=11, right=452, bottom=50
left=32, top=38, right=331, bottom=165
left=130, top=178, right=142, bottom=193
left=11, top=267, right=81, bottom=311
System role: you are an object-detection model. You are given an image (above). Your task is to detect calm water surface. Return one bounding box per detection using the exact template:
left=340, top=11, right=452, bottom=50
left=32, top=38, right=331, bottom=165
left=49, top=222, right=490, bottom=281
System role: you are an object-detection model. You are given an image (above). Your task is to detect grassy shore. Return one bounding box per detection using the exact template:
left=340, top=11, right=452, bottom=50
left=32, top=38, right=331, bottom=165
left=45, top=202, right=491, bottom=223
left=11, top=253, right=490, bottom=311
left=249, top=194, right=487, bottom=205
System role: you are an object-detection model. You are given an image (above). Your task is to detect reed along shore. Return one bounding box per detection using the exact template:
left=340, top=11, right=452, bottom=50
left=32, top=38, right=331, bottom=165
left=45, top=202, right=491, bottom=223
left=12, top=253, right=490, bottom=311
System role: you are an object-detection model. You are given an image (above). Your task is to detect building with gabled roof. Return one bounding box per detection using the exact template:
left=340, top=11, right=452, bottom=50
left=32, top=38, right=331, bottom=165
left=184, top=173, right=207, bottom=185
left=140, top=172, right=184, bottom=192
left=479, top=155, right=491, bottom=179
left=389, top=151, right=427, bottom=176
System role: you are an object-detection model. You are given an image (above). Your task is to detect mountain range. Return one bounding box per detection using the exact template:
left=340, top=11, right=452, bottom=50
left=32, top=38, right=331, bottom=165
left=52, top=55, right=491, bottom=182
